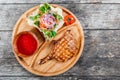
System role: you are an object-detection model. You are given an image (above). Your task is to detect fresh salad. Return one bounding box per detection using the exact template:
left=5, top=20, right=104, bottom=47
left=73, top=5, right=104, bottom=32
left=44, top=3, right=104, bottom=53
left=27, top=3, right=64, bottom=40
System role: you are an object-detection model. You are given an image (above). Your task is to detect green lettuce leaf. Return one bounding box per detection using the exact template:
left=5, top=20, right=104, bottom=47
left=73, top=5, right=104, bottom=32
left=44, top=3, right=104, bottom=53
left=42, top=30, right=57, bottom=39
left=53, top=13, right=62, bottom=20
left=39, top=3, right=51, bottom=13
left=29, top=14, right=40, bottom=21
left=34, top=21, right=39, bottom=27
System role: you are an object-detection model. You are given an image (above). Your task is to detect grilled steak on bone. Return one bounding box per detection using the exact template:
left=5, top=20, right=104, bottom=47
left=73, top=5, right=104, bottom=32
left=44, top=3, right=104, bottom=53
left=38, top=30, right=78, bottom=64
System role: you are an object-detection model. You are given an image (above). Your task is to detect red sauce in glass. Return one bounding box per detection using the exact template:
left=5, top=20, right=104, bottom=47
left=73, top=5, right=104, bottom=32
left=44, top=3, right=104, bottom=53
left=16, top=32, right=38, bottom=56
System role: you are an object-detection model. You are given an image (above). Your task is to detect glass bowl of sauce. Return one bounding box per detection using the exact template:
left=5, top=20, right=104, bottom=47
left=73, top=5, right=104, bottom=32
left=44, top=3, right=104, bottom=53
left=13, top=31, right=39, bottom=57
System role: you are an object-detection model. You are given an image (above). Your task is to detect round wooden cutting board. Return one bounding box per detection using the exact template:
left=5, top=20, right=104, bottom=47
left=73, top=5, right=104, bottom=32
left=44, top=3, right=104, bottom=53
left=12, top=4, right=84, bottom=76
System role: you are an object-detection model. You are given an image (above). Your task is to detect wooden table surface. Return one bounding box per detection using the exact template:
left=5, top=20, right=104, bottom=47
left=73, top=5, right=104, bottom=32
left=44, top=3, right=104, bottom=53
left=0, top=0, right=120, bottom=80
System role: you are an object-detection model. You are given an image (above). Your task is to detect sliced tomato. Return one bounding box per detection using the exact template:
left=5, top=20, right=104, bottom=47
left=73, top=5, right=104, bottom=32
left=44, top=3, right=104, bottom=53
left=64, top=15, right=75, bottom=26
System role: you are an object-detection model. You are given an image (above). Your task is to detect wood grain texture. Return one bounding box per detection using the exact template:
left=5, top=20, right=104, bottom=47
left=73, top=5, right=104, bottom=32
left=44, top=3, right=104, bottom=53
left=0, top=77, right=120, bottom=80
left=0, top=30, right=120, bottom=76
left=1, top=57, right=120, bottom=76
left=0, top=4, right=120, bottom=30
left=0, top=0, right=120, bottom=3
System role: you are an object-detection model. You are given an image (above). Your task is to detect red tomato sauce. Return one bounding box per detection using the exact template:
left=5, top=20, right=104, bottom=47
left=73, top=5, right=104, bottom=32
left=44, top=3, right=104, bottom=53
left=16, top=32, right=38, bottom=56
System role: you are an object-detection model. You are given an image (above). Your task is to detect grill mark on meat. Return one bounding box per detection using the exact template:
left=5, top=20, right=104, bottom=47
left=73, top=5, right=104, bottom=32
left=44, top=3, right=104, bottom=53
left=38, top=30, right=78, bottom=65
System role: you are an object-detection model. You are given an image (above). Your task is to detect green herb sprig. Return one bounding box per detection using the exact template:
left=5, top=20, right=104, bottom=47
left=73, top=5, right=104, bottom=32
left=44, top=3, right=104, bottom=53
left=39, top=3, right=51, bottom=13
left=42, top=30, right=57, bottom=39
left=29, top=14, right=40, bottom=21
left=34, top=21, right=39, bottom=27
left=53, top=13, right=62, bottom=20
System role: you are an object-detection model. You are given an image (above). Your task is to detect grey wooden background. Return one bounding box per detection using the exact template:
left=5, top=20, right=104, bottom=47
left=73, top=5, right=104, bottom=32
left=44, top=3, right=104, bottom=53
left=0, top=0, right=120, bottom=80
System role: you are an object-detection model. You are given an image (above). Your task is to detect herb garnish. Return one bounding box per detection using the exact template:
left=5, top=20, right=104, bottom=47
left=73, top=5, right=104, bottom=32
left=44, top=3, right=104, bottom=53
left=53, top=13, right=62, bottom=20
left=42, top=30, right=57, bottom=39
left=29, top=14, right=40, bottom=21
left=39, top=3, right=51, bottom=13
left=34, top=21, right=39, bottom=27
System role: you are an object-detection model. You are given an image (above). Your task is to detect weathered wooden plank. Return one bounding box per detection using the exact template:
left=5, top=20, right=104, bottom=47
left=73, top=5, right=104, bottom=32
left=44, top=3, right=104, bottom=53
left=1, top=57, right=120, bottom=76
left=0, top=30, right=120, bottom=76
left=0, top=4, right=37, bottom=30
left=0, top=4, right=120, bottom=30
left=84, top=30, right=120, bottom=58
left=0, top=76, right=120, bottom=80
left=0, top=0, right=120, bottom=3
left=0, top=32, right=13, bottom=59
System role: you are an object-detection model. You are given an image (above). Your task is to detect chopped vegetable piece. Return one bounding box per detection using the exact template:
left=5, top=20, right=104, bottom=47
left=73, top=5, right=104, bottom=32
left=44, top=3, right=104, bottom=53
left=39, top=3, right=51, bottom=13
left=44, top=3, right=51, bottom=10
left=53, top=13, right=62, bottom=20
left=29, top=14, right=40, bottom=21
left=34, top=21, right=39, bottom=27
left=40, top=13, right=57, bottom=29
left=64, top=15, right=75, bottom=26
left=51, top=30, right=57, bottom=37
left=42, top=30, right=57, bottom=39
left=39, top=6, right=46, bottom=13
